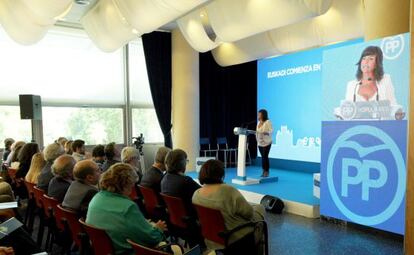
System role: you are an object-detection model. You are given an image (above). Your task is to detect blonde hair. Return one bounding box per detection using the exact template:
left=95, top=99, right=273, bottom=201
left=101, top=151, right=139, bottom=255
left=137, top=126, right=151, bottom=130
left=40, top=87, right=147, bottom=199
left=44, top=143, right=65, bottom=162
left=121, top=147, right=140, bottom=163
left=100, top=163, right=138, bottom=194
left=25, top=152, right=46, bottom=184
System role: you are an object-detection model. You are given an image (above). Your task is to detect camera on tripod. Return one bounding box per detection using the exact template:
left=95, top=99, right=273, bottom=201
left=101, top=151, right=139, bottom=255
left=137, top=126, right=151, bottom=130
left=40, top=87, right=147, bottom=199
left=132, top=133, right=145, bottom=156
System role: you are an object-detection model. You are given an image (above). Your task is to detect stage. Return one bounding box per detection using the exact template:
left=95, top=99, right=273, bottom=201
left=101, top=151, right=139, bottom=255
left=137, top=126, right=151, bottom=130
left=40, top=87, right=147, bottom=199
left=187, top=166, right=320, bottom=218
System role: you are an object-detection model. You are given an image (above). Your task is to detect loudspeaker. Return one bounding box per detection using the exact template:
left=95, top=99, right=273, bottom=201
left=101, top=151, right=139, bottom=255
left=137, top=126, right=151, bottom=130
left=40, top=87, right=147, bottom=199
left=19, top=95, right=42, bottom=120
left=260, top=195, right=284, bottom=214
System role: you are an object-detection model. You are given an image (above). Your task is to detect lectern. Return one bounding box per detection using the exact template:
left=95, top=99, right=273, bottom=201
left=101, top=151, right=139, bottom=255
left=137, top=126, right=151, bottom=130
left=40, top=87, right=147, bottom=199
left=232, top=127, right=278, bottom=185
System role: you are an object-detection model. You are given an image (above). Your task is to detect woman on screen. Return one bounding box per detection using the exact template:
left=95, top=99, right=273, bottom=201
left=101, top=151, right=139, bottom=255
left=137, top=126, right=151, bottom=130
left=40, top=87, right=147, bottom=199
left=256, top=109, right=273, bottom=178
left=344, top=46, right=397, bottom=104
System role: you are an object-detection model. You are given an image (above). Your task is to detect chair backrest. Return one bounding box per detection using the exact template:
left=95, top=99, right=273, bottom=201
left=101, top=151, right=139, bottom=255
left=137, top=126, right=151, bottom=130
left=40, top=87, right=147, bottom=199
left=128, top=184, right=139, bottom=201
left=160, top=193, right=189, bottom=229
left=24, top=180, right=36, bottom=200
left=193, top=204, right=226, bottom=245
left=53, top=203, right=66, bottom=231
left=217, top=137, right=229, bottom=150
left=79, top=219, right=114, bottom=255
left=127, top=239, right=169, bottom=255
left=33, top=186, right=45, bottom=208
left=57, top=204, right=84, bottom=247
left=199, top=138, right=210, bottom=146
left=42, top=194, right=59, bottom=219
left=7, top=167, right=17, bottom=179
left=138, top=185, right=162, bottom=218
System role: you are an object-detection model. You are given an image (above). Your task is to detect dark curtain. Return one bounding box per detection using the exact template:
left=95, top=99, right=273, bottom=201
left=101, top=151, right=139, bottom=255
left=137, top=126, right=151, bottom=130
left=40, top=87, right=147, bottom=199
left=199, top=52, right=258, bottom=158
left=142, top=32, right=172, bottom=148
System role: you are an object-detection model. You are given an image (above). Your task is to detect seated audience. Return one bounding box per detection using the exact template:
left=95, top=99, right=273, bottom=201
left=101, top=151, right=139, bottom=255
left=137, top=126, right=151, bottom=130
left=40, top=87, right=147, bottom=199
left=92, top=145, right=105, bottom=169
left=0, top=182, right=15, bottom=203
left=62, top=160, right=99, bottom=217
left=47, top=155, right=75, bottom=202
left=161, top=149, right=201, bottom=215
left=121, top=147, right=142, bottom=181
left=64, top=140, right=73, bottom=155
left=101, top=142, right=119, bottom=172
left=72, top=139, right=86, bottom=162
left=57, top=137, right=68, bottom=147
left=2, top=138, right=14, bottom=161
left=25, top=152, right=46, bottom=184
left=15, top=143, right=39, bottom=179
left=192, top=160, right=266, bottom=252
left=141, top=147, right=171, bottom=192
left=7, top=141, right=25, bottom=168
left=87, top=163, right=167, bottom=255
left=37, top=143, right=65, bottom=191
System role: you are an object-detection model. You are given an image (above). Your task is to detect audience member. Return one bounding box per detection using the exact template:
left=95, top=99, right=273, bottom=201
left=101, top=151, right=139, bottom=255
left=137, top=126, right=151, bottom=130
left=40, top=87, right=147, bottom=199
left=64, top=140, right=73, bottom=155
left=63, top=160, right=99, bottom=217
left=6, top=141, right=25, bottom=168
left=72, top=139, right=86, bottom=162
left=161, top=149, right=200, bottom=215
left=101, top=142, right=119, bottom=172
left=47, top=155, right=75, bottom=202
left=57, top=137, right=68, bottom=147
left=0, top=182, right=15, bottom=203
left=25, top=152, right=46, bottom=184
left=2, top=138, right=14, bottom=161
left=92, top=145, right=105, bottom=169
left=121, top=147, right=142, bottom=181
left=140, top=147, right=170, bottom=192
left=87, top=163, right=167, bottom=254
left=15, top=143, right=39, bottom=179
left=193, top=160, right=266, bottom=252
left=37, top=143, right=65, bottom=191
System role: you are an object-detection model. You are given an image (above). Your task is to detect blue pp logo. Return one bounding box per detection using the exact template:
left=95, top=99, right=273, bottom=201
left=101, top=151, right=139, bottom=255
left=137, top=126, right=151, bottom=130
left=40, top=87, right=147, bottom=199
left=327, top=125, right=406, bottom=226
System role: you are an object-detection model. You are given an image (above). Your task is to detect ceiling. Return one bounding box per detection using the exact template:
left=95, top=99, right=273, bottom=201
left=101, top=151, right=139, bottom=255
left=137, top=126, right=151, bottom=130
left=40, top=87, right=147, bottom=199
left=57, top=0, right=177, bottom=31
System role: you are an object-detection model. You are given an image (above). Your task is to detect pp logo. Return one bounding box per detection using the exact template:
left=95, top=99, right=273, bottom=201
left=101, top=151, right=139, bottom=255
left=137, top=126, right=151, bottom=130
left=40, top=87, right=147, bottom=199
left=327, top=125, right=406, bottom=226
left=381, top=35, right=404, bottom=60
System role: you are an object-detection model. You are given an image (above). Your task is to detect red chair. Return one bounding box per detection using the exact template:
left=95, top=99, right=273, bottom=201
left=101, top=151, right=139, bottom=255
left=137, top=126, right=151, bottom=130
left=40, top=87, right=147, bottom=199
left=138, top=185, right=165, bottom=221
left=160, top=193, right=201, bottom=248
left=127, top=239, right=169, bottom=255
left=42, top=194, right=59, bottom=250
left=33, top=186, right=46, bottom=246
left=23, top=180, right=36, bottom=231
left=194, top=204, right=269, bottom=255
left=57, top=205, right=88, bottom=253
left=79, top=219, right=114, bottom=255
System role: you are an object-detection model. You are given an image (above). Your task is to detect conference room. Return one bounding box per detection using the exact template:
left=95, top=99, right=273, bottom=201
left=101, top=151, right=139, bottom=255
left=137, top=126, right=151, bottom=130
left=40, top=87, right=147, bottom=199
left=0, top=0, right=413, bottom=255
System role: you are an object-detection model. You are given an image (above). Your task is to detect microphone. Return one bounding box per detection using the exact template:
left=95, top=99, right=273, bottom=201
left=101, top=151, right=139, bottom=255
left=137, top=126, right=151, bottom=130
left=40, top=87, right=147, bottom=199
left=241, top=120, right=256, bottom=128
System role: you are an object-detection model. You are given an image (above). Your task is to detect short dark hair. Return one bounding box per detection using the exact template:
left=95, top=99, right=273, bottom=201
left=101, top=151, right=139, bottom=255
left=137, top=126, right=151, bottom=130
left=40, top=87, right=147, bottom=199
left=258, top=109, right=269, bottom=121
left=356, top=46, right=384, bottom=81
left=165, top=149, right=187, bottom=174
left=198, top=160, right=225, bottom=185
left=72, top=139, right=85, bottom=152
left=104, top=142, right=116, bottom=159
left=92, top=145, right=105, bottom=158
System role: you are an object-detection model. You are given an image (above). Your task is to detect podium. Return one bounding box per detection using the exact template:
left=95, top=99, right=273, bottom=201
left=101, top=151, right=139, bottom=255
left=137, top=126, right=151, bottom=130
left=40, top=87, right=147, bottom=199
left=231, top=127, right=278, bottom=185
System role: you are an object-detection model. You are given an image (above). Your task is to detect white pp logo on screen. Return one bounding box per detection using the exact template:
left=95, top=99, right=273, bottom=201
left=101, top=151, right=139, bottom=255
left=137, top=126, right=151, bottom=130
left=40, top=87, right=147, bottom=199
left=381, top=35, right=404, bottom=60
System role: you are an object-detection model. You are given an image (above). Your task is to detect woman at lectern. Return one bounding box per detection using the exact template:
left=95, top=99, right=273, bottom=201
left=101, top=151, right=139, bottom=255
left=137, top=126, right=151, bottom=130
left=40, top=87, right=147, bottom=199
left=256, top=109, right=273, bottom=177
left=344, top=46, right=397, bottom=104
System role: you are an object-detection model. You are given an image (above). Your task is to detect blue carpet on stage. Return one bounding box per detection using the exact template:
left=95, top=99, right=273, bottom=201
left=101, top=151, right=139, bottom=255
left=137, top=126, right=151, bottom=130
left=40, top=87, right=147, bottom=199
left=187, top=166, right=320, bottom=206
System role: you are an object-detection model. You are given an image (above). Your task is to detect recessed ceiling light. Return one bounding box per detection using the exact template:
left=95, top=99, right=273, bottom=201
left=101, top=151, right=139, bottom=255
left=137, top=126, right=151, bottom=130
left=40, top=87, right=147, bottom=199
left=75, top=0, right=90, bottom=5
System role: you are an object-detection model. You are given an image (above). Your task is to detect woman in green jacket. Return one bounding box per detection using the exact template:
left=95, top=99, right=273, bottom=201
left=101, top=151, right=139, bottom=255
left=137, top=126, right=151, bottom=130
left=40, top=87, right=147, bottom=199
left=86, top=163, right=167, bottom=255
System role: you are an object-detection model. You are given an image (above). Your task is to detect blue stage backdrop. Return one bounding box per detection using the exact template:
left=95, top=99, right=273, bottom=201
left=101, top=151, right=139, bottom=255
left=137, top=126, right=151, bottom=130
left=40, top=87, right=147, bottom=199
left=320, top=33, right=409, bottom=235
left=257, top=39, right=361, bottom=163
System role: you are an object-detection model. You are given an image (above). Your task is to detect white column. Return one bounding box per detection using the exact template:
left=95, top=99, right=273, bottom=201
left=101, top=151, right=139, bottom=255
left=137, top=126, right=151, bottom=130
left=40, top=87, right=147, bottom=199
left=171, top=29, right=200, bottom=171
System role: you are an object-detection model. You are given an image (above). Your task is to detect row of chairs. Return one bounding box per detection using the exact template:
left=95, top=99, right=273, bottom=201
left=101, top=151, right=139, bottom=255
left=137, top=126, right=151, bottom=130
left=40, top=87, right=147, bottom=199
left=23, top=179, right=268, bottom=254
left=200, top=137, right=252, bottom=167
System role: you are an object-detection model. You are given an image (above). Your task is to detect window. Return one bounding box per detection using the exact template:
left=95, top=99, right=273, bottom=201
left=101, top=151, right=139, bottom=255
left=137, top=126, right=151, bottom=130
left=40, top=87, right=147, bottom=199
left=0, top=106, right=32, bottom=143
left=43, top=107, right=124, bottom=145
left=0, top=27, right=124, bottom=106
left=132, top=108, right=163, bottom=143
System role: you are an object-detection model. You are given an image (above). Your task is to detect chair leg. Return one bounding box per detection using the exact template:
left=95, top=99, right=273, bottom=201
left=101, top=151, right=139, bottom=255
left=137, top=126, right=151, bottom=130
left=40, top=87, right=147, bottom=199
left=36, top=214, right=45, bottom=248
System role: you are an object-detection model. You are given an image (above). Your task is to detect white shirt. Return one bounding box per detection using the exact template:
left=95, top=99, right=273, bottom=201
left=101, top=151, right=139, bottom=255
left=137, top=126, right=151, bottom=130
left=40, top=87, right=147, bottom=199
left=345, top=74, right=397, bottom=105
left=256, top=120, right=273, bottom=147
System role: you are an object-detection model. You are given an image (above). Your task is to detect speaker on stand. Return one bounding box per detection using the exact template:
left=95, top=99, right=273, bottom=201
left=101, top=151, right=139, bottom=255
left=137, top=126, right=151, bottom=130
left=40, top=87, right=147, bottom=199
left=19, top=95, right=44, bottom=148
